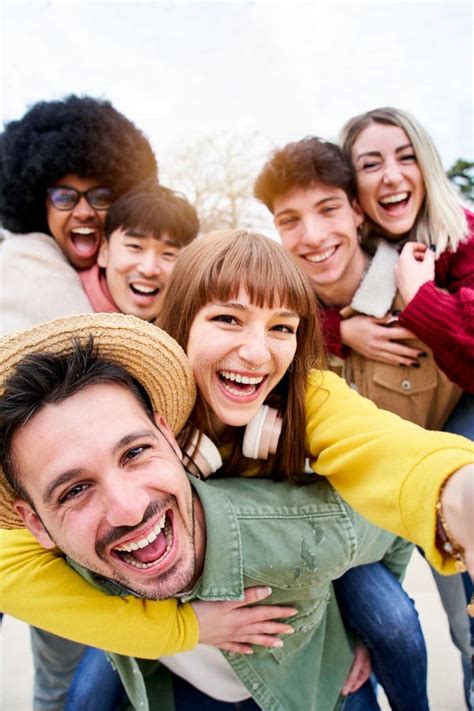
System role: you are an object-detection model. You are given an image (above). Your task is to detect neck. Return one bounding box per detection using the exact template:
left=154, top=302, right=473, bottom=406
left=314, top=249, right=370, bottom=308
left=209, top=411, right=231, bottom=438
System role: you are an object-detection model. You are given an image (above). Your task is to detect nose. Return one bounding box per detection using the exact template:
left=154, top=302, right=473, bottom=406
left=300, top=215, right=328, bottom=249
left=137, top=253, right=162, bottom=278
left=72, top=195, right=95, bottom=220
left=102, top=478, right=151, bottom=528
left=382, top=159, right=403, bottom=185
left=238, top=328, right=272, bottom=367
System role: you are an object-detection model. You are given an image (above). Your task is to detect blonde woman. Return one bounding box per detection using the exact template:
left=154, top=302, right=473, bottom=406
left=340, top=107, right=473, bottom=708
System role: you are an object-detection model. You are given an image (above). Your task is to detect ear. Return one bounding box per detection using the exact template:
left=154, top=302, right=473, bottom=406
left=351, top=198, right=365, bottom=228
left=14, top=501, right=56, bottom=549
left=153, top=413, right=182, bottom=461
left=97, top=239, right=109, bottom=268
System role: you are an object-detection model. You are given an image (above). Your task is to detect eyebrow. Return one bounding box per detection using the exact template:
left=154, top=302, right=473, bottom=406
left=274, top=196, right=343, bottom=218
left=125, top=230, right=180, bottom=248
left=355, top=143, right=413, bottom=162
left=213, top=302, right=299, bottom=319
left=42, top=429, right=158, bottom=504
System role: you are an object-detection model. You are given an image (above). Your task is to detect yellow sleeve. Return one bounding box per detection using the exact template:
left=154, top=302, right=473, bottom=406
left=0, top=528, right=199, bottom=658
left=305, top=370, right=474, bottom=573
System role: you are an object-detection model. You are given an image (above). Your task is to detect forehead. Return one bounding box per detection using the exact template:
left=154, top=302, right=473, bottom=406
left=273, top=183, right=349, bottom=213
left=110, top=228, right=177, bottom=246
left=11, top=384, right=155, bottom=485
left=52, top=173, right=103, bottom=190
left=203, top=286, right=291, bottom=313
left=352, top=123, right=411, bottom=153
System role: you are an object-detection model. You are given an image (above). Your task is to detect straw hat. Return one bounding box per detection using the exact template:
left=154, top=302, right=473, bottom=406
left=0, top=313, right=196, bottom=528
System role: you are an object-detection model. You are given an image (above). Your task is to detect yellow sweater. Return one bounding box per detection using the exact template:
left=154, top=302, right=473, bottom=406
left=1, top=371, right=472, bottom=658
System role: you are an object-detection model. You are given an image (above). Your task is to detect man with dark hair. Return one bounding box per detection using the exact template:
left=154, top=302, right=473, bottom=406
left=1, top=313, right=472, bottom=711
left=0, top=94, right=158, bottom=709
left=79, top=182, right=200, bottom=320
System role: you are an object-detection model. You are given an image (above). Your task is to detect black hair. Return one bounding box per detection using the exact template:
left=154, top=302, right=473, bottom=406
left=254, top=136, right=356, bottom=212
left=0, top=338, right=154, bottom=501
left=0, top=95, right=158, bottom=235
left=105, top=181, right=199, bottom=247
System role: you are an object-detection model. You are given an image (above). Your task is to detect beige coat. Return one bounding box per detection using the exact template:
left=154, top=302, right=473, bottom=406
left=329, top=242, right=461, bottom=430
left=1, top=231, right=93, bottom=335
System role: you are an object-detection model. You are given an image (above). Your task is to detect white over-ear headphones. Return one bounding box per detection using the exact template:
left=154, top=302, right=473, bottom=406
left=182, top=431, right=223, bottom=480
left=183, top=406, right=283, bottom=479
left=242, top=405, right=283, bottom=459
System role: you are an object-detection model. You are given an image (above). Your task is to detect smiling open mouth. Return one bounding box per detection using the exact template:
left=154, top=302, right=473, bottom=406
left=112, top=511, right=173, bottom=569
left=379, top=192, right=410, bottom=213
left=70, top=228, right=100, bottom=256
left=130, top=284, right=160, bottom=297
left=217, top=370, right=266, bottom=397
left=305, top=245, right=338, bottom=264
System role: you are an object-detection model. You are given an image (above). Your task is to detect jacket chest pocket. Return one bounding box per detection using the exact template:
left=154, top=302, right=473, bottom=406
left=270, top=592, right=330, bottom=663
left=372, top=358, right=438, bottom=396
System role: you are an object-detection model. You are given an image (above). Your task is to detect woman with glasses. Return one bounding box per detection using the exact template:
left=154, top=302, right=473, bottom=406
left=0, top=93, right=158, bottom=710
left=0, top=94, right=158, bottom=332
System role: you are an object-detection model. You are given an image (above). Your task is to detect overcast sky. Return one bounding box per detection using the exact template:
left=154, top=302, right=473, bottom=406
left=2, top=1, right=472, bottom=179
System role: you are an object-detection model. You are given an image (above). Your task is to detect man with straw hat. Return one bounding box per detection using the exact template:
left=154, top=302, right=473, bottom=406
left=0, top=313, right=473, bottom=710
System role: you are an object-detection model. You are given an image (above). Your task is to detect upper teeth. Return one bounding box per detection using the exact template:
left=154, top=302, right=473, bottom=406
left=380, top=192, right=408, bottom=205
left=114, top=514, right=166, bottom=552
left=71, top=227, right=95, bottom=234
left=132, top=284, right=158, bottom=294
left=220, top=371, right=264, bottom=385
left=306, top=246, right=337, bottom=263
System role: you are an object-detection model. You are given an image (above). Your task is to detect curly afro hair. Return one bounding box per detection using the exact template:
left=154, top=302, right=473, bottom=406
left=0, top=95, right=158, bottom=235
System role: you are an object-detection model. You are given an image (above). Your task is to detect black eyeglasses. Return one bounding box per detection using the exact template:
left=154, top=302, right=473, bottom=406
left=47, top=186, right=113, bottom=211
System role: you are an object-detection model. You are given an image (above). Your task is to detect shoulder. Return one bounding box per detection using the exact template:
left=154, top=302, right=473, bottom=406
left=305, top=369, right=361, bottom=401
left=2, top=231, right=68, bottom=263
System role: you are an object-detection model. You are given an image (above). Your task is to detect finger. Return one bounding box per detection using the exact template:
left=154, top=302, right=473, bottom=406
left=234, top=586, right=273, bottom=606
left=235, top=633, right=286, bottom=649
left=361, top=350, right=418, bottom=367
left=235, top=605, right=298, bottom=623
left=411, top=245, right=429, bottom=261
left=378, top=340, right=421, bottom=358
left=238, top=622, right=294, bottom=636
left=400, top=242, right=426, bottom=257
left=217, top=642, right=254, bottom=655
left=376, top=350, right=419, bottom=366
left=342, top=666, right=371, bottom=694
left=379, top=326, right=417, bottom=341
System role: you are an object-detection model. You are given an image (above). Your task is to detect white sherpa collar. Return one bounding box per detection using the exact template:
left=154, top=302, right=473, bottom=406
left=350, top=240, right=399, bottom=318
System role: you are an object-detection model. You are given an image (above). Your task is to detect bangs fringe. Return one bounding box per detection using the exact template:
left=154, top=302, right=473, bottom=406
left=194, top=230, right=315, bottom=316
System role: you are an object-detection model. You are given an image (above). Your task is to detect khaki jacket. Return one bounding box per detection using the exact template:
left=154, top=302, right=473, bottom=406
left=329, top=242, right=461, bottom=430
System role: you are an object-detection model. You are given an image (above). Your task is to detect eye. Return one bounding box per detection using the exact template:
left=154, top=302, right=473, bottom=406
left=271, top=323, right=297, bottom=334
left=122, top=445, right=149, bottom=464
left=277, top=216, right=298, bottom=229
left=322, top=206, right=338, bottom=214
left=400, top=153, right=416, bottom=163
left=126, top=243, right=143, bottom=252
left=211, top=314, right=240, bottom=325
left=58, top=483, right=89, bottom=504
left=360, top=160, right=382, bottom=172
left=162, top=251, right=179, bottom=261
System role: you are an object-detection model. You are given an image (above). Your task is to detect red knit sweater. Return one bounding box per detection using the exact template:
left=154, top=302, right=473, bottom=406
left=321, top=210, right=474, bottom=393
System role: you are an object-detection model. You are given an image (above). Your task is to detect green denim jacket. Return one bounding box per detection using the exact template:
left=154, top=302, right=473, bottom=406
left=71, top=476, right=412, bottom=711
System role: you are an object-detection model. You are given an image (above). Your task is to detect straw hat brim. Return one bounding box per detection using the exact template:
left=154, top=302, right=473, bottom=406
left=0, top=313, right=196, bottom=529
